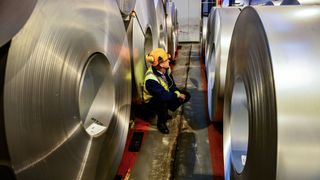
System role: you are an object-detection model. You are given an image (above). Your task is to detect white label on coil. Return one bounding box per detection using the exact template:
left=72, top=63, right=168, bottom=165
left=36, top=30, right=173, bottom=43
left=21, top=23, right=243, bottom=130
left=86, top=123, right=107, bottom=137
left=241, top=155, right=247, bottom=166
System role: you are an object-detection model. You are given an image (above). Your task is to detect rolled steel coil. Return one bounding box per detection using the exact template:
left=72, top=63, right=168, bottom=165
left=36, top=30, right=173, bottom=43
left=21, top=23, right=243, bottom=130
left=116, top=0, right=136, bottom=17
left=201, top=16, right=208, bottom=58
left=204, top=7, right=216, bottom=69
left=129, top=0, right=158, bottom=103
left=252, top=0, right=320, bottom=5
left=0, top=0, right=36, bottom=47
left=155, top=0, right=168, bottom=51
left=4, top=0, right=131, bottom=179
left=173, top=7, right=179, bottom=45
left=207, top=8, right=240, bottom=122
left=224, top=6, right=320, bottom=180
left=298, top=0, right=320, bottom=4
left=134, top=0, right=159, bottom=53
left=166, top=1, right=177, bottom=59
left=281, top=0, right=320, bottom=5
left=205, top=7, right=217, bottom=121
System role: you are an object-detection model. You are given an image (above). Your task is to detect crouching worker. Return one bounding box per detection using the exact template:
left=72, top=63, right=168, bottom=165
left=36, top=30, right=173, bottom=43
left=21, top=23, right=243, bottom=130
left=143, top=48, right=190, bottom=134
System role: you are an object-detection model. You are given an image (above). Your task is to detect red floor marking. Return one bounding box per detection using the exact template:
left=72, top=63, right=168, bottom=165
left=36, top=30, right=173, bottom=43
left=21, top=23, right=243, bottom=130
left=116, top=119, right=150, bottom=179
left=208, top=122, right=224, bottom=179
left=198, top=47, right=224, bottom=179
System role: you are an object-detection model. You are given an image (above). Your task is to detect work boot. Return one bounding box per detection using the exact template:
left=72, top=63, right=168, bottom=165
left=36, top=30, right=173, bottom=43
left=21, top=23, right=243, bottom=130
left=157, top=123, right=169, bottom=134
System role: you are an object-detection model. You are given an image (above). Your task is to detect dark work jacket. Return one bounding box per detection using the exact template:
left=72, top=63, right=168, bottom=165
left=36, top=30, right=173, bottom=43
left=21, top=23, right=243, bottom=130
left=145, top=67, right=180, bottom=102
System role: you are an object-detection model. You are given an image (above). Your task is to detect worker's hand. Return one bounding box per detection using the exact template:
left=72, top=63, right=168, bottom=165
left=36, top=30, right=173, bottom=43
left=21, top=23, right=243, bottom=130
left=179, top=94, right=186, bottom=102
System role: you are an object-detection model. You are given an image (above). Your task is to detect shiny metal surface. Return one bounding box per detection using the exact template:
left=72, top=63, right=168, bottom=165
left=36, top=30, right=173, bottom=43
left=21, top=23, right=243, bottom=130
left=281, top=0, right=320, bottom=4
left=116, top=0, right=136, bottom=16
left=205, top=7, right=216, bottom=121
left=298, top=0, right=320, bottom=4
left=129, top=0, right=158, bottom=103
left=206, top=8, right=240, bottom=121
left=204, top=7, right=216, bottom=69
left=0, top=0, right=36, bottom=47
left=213, top=8, right=240, bottom=97
left=155, top=0, right=168, bottom=51
left=4, top=0, right=131, bottom=179
left=166, top=1, right=177, bottom=59
left=174, top=7, right=178, bottom=35
left=134, top=0, right=158, bottom=49
left=201, top=17, right=208, bottom=57
left=127, top=17, right=149, bottom=103
left=224, top=6, right=320, bottom=180
left=173, top=7, right=179, bottom=54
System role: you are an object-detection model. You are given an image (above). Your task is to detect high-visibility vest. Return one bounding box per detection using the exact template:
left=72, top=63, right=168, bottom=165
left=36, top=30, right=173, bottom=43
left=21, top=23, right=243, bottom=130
left=143, top=67, right=172, bottom=103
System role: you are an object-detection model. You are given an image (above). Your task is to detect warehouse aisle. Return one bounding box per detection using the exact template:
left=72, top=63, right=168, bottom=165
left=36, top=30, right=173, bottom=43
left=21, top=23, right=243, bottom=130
left=172, top=43, right=213, bottom=179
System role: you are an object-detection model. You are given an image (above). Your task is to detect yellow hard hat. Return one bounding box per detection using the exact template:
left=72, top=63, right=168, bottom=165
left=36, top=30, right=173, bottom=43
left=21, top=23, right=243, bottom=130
left=146, top=48, right=171, bottom=66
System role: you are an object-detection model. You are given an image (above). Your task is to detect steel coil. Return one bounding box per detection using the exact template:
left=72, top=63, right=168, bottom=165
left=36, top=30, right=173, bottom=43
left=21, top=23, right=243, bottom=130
left=207, top=8, right=240, bottom=122
left=205, top=7, right=216, bottom=121
left=204, top=7, right=216, bottom=69
left=173, top=7, right=179, bottom=46
left=134, top=0, right=159, bottom=52
left=0, top=0, right=36, bottom=47
left=224, top=6, right=320, bottom=180
left=201, top=16, right=208, bottom=57
left=116, top=0, right=136, bottom=16
left=281, top=0, right=320, bottom=4
left=155, top=0, right=168, bottom=51
left=298, top=0, right=320, bottom=4
left=166, top=1, right=177, bottom=59
left=4, top=0, right=131, bottom=179
left=251, top=0, right=320, bottom=5
left=129, top=0, right=158, bottom=103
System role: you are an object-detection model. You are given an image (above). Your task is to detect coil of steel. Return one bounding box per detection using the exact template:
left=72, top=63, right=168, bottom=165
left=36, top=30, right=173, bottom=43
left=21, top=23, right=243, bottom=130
left=204, top=7, right=216, bottom=69
left=128, top=0, right=158, bottom=103
left=155, top=0, right=168, bottom=51
left=0, top=0, right=36, bottom=47
left=201, top=16, right=208, bottom=58
left=281, top=0, right=320, bottom=5
left=206, top=8, right=240, bottom=121
left=134, top=0, right=158, bottom=50
left=4, top=0, right=131, bottom=179
left=116, top=0, right=137, bottom=17
left=251, top=0, right=320, bottom=5
left=166, top=1, right=177, bottom=59
left=205, top=8, right=216, bottom=121
left=224, top=6, right=320, bottom=180
left=298, top=0, right=320, bottom=4
left=173, top=7, right=179, bottom=46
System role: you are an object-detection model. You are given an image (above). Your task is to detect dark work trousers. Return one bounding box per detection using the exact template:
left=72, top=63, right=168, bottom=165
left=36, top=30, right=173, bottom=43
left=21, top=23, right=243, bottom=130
left=146, top=90, right=191, bottom=124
